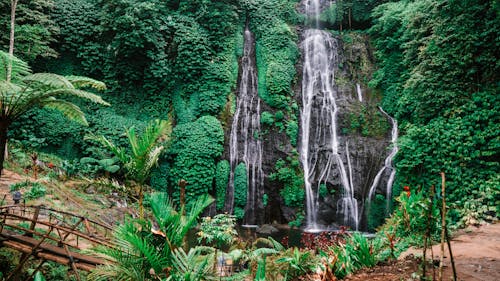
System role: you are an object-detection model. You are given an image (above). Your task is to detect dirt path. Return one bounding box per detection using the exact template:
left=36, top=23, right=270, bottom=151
left=402, top=223, right=500, bottom=281
left=0, top=169, right=28, bottom=204
left=347, top=223, right=500, bottom=281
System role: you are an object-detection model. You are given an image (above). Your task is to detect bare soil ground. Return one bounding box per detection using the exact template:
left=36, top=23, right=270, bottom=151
left=346, top=223, right=500, bottom=281
left=0, top=169, right=130, bottom=227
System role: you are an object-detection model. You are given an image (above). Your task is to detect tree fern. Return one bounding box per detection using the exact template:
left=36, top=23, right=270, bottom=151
left=0, top=51, right=30, bottom=82
left=0, top=52, right=108, bottom=176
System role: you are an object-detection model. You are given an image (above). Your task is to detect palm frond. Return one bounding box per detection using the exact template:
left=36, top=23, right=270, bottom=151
left=89, top=222, right=150, bottom=281
left=41, top=99, right=87, bottom=125
left=170, top=247, right=215, bottom=280
left=0, top=50, right=31, bottom=81
left=65, top=75, right=107, bottom=91
left=141, top=145, right=164, bottom=178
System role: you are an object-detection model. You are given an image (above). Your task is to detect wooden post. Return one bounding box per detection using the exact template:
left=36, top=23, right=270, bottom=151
left=439, top=172, right=446, bottom=281
left=27, top=206, right=40, bottom=237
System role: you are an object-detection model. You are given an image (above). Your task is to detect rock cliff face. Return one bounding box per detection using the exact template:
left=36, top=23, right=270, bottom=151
left=223, top=22, right=394, bottom=231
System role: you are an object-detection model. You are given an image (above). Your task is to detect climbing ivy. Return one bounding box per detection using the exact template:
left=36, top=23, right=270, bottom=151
left=370, top=0, right=499, bottom=223
left=215, top=160, right=230, bottom=211
left=233, top=162, right=248, bottom=220
left=169, top=116, right=224, bottom=204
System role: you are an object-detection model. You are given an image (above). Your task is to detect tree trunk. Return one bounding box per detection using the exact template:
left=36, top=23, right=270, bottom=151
left=0, top=121, right=9, bottom=177
left=7, top=0, right=18, bottom=82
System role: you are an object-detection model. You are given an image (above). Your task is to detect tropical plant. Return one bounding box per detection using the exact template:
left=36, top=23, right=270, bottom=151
left=89, top=192, right=213, bottom=281
left=0, top=50, right=108, bottom=177
left=198, top=214, right=237, bottom=249
left=276, top=247, right=316, bottom=280
left=91, top=119, right=172, bottom=217
left=166, top=246, right=216, bottom=281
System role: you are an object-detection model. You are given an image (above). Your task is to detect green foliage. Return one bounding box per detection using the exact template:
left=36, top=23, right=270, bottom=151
left=197, top=213, right=237, bottom=248
left=0, top=0, right=59, bottom=63
left=277, top=248, right=315, bottom=280
left=370, top=0, right=499, bottom=224
left=260, top=111, right=274, bottom=127
left=342, top=104, right=389, bottom=138
left=233, top=162, right=248, bottom=220
left=367, top=194, right=387, bottom=232
left=24, top=182, right=47, bottom=200
left=244, top=0, right=299, bottom=138
left=9, top=180, right=29, bottom=192
left=215, top=160, right=230, bottom=211
left=270, top=157, right=304, bottom=208
left=285, top=120, right=298, bottom=146
left=328, top=232, right=376, bottom=279
left=92, top=119, right=171, bottom=184
left=379, top=190, right=440, bottom=249
left=80, top=156, right=120, bottom=174
left=318, top=0, right=383, bottom=30
left=89, top=192, right=213, bottom=281
left=34, top=271, right=46, bottom=281
left=169, top=116, right=224, bottom=203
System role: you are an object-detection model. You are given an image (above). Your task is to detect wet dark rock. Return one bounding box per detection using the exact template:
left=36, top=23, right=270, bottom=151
left=256, top=224, right=279, bottom=235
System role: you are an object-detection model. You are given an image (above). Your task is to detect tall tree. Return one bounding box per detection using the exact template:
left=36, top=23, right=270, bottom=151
left=0, top=50, right=108, bottom=176
left=7, top=0, right=18, bottom=82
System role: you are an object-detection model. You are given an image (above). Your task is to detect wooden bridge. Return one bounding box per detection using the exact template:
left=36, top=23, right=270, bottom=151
left=0, top=204, right=115, bottom=280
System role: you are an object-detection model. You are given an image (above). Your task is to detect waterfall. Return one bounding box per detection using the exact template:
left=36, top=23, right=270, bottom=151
left=356, top=83, right=363, bottom=102
left=227, top=27, right=264, bottom=225
left=300, top=0, right=359, bottom=231
left=367, top=107, right=398, bottom=212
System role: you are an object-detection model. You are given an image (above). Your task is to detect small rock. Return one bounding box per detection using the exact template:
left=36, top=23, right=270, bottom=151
left=85, top=186, right=95, bottom=194
left=256, top=224, right=279, bottom=235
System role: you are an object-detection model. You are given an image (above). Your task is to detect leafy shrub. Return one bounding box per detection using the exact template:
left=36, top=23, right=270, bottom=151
left=270, top=158, right=304, bottom=208
left=169, top=116, right=224, bottom=204
left=260, top=111, right=274, bottom=127
left=277, top=248, right=316, bottom=280
left=10, top=181, right=30, bottom=192
left=197, top=213, right=237, bottom=248
left=215, top=160, right=230, bottom=211
left=233, top=163, right=248, bottom=220
left=25, top=183, right=47, bottom=200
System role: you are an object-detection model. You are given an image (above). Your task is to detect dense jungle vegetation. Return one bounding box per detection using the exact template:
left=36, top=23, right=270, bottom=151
left=0, top=0, right=498, bottom=280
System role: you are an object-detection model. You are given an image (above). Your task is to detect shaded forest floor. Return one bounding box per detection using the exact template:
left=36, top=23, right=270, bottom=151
left=1, top=169, right=499, bottom=280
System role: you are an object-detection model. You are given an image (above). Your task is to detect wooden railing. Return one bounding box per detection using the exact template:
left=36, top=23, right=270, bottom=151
left=0, top=205, right=116, bottom=281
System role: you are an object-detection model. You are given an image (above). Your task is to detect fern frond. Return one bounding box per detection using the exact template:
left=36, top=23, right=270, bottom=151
left=0, top=50, right=31, bottom=81
left=41, top=88, right=110, bottom=106
left=22, top=73, right=74, bottom=89
left=65, top=75, right=107, bottom=91
left=41, top=99, right=87, bottom=125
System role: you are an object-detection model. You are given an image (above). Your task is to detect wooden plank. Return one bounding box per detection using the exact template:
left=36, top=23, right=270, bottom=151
left=0, top=213, right=114, bottom=247
left=0, top=231, right=106, bottom=265
left=2, top=240, right=97, bottom=271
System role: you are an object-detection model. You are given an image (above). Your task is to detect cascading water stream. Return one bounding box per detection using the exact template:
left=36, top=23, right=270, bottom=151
left=367, top=107, right=398, bottom=213
left=300, top=0, right=359, bottom=231
left=227, top=27, right=264, bottom=225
